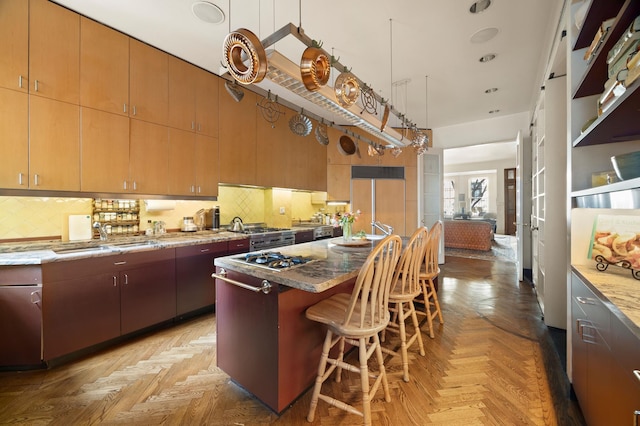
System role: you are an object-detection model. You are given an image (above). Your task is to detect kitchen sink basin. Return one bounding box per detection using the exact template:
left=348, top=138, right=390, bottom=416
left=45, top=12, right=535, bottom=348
left=107, top=240, right=159, bottom=249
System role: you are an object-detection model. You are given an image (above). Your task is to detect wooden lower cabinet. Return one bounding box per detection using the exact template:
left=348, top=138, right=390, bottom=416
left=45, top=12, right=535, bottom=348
left=42, top=249, right=175, bottom=361
left=176, top=241, right=227, bottom=316
left=571, top=271, right=640, bottom=425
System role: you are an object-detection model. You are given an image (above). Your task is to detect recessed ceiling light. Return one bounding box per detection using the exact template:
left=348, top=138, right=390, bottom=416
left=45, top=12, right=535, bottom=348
left=192, top=1, right=225, bottom=25
left=470, top=0, right=492, bottom=14
left=470, top=27, right=499, bottom=44
left=485, top=87, right=498, bottom=93
left=479, top=53, right=496, bottom=63
left=489, top=109, right=500, bottom=114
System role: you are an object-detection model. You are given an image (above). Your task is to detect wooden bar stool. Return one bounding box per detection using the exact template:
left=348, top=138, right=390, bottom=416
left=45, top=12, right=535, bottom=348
left=305, top=235, right=402, bottom=426
left=381, top=227, right=428, bottom=382
left=418, top=221, right=444, bottom=338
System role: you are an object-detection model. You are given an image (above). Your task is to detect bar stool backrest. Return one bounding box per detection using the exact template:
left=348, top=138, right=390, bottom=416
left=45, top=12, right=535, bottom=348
left=391, top=227, right=429, bottom=297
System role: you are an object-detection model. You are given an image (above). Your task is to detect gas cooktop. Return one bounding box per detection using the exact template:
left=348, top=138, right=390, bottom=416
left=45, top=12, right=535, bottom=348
left=232, top=227, right=291, bottom=235
left=232, top=251, right=317, bottom=270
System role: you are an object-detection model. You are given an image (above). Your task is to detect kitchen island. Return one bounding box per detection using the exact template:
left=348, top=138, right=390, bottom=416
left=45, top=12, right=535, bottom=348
left=213, top=237, right=379, bottom=413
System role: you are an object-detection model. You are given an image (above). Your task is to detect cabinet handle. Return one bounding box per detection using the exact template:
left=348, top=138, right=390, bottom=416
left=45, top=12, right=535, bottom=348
left=634, top=410, right=640, bottom=426
left=18, top=75, right=23, bottom=89
left=191, top=185, right=195, bottom=193
left=133, top=181, right=137, bottom=191
left=34, top=174, right=39, bottom=186
left=30, top=290, right=41, bottom=307
left=114, top=261, right=127, bottom=265
left=18, top=173, right=24, bottom=185
left=634, top=370, right=640, bottom=382
left=197, top=185, right=201, bottom=194
left=123, top=180, right=128, bottom=190
left=34, top=79, right=39, bottom=92
left=113, top=276, right=117, bottom=287
left=197, top=123, right=201, bottom=132
left=123, top=103, right=127, bottom=113
left=132, top=105, right=137, bottom=116
left=191, top=121, right=195, bottom=130
left=200, top=248, right=210, bottom=253
left=576, top=296, right=596, bottom=305
left=124, top=274, right=128, bottom=285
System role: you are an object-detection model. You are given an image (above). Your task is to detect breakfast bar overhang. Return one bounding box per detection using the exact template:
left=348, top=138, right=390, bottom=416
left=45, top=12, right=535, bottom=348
left=212, top=238, right=379, bottom=413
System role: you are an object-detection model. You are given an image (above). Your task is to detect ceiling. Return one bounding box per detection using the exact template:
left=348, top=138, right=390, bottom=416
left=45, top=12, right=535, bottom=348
left=52, top=0, right=563, bottom=144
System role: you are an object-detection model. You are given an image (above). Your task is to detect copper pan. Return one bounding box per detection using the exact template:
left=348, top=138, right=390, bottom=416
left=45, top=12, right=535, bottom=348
left=334, top=72, right=360, bottom=107
left=223, top=28, right=267, bottom=84
left=338, top=135, right=356, bottom=156
left=300, top=47, right=331, bottom=91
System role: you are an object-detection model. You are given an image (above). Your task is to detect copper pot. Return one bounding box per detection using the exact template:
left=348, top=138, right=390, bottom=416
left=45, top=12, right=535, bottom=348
left=222, top=28, right=267, bottom=84
left=300, top=47, right=331, bottom=91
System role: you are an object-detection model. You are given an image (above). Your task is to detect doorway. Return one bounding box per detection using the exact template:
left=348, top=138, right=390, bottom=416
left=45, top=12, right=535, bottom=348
left=504, top=168, right=516, bottom=235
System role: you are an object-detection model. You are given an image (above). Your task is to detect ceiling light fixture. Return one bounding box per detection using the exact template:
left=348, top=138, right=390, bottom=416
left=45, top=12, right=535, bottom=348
left=191, top=1, right=225, bottom=25
left=470, top=0, right=492, bottom=14
left=220, top=23, right=416, bottom=149
left=484, top=87, right=498, bottom=93
left=489, top=109, right=500, bottom=114
left=479, top=53, right=496, bottom=63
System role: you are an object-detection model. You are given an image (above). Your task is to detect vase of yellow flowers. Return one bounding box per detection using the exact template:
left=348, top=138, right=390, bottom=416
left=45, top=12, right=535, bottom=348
left=336, top=210, right=360, bottom=242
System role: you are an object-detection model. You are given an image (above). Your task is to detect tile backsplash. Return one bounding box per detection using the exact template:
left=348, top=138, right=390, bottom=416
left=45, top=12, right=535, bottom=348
left=0, top=186, right=328, bottom=241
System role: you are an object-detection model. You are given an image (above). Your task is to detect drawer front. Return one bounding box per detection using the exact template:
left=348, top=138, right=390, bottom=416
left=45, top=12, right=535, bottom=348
left=176, top=241, right=227, bottom=258
left=571, top=272, right=610, bottom=345
left=0, top=265, right=42, bottom=285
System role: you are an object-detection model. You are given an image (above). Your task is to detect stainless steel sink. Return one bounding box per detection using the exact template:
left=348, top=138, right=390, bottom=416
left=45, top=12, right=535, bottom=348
left=107, top=240, right=159, bottom=249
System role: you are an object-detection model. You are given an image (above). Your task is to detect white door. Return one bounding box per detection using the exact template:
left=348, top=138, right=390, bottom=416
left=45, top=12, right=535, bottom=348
left=419, top=148, right=444, bottom=263
left=515, top=131, right=524, bottom=282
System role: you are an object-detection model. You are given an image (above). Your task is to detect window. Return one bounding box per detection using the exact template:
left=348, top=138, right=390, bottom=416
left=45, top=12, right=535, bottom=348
left=443, top=179, right=455, bottom=217
left=469, top=177, right=488, bottom=216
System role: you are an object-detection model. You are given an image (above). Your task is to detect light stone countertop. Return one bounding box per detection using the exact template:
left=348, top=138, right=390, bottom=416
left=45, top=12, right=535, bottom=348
left=0, top=231, right=247, bottom=265
left=572, top=263, right=640, bottom=339
left=214, top=238, right=379, bottom=293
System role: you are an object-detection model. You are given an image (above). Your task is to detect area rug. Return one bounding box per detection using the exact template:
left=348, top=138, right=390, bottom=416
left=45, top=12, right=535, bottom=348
left=445, top=234, right=517, bottom=262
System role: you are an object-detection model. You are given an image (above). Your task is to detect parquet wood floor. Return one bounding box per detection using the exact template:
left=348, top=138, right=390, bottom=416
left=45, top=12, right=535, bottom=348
left=0, top=256, right=585, bottom=425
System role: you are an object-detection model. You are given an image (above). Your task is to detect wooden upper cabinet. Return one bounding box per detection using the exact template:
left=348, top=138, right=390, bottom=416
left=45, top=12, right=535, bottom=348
left=256, top=106, right=287, bottom=188
left=195, top=134, right=219, bottom=196
left=80, top=17, right=129, bottom=116
left=308, top=127, right=328, bottom=191
left=327, top=164, right=351, bottom=201
left=218, top=80, right=257, bottom=185
left=0, top=88, right=28, bottom=189
left=29, top=0, right=80, bottom=104
left=129, top=39, right=168, bottom=125
left=168, top=57, right=197, bottom=132
left=29, top=96, right=80, bottom=191
left=129, top=119, right=169, bottom=195
left=195, top=68, right=219, bottom=137
left=80, top=107, right=130, bottom=193
left=0, top=0, right=28, bottom=92
left=168, top=128, right=197, bottom=196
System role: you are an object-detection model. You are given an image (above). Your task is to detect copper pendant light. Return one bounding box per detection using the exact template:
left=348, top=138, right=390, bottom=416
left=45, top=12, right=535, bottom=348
left=222, top=28, right=267, bottom=84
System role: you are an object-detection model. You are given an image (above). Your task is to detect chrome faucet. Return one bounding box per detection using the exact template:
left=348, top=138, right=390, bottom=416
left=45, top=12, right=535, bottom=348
left=371, top=221, right=393, bottom=236
left=93, top=221, right=108, bottom=241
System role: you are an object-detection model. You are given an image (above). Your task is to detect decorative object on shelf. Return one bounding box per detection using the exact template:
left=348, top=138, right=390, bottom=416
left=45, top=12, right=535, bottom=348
left=222, top=28, right=267, bottom=84
left=314, top=119, right=329, bottom=145
left=300, top=46, right=331, bottom=91
left=257, top=91, right=284, bottom=128
left=589, top=214, right=640, bottom=280
left=336, top=210, right=361, bottom=242
left=334, top=71, right=360, bottom=107
left=289, top=109, right=312, bottom=136
left=611, top=150, right=640, bottom=180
